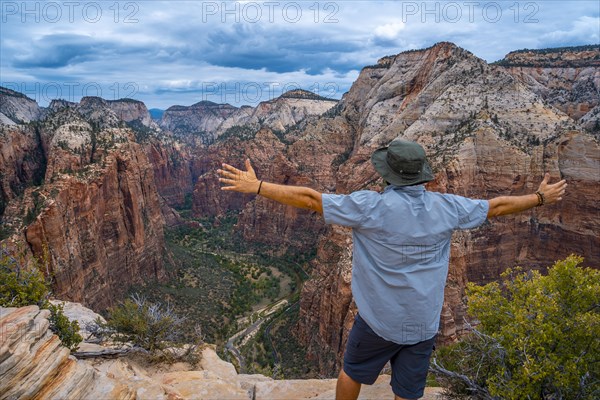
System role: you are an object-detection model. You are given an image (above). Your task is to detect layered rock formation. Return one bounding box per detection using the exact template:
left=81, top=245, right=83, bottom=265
left=106, top=98, right=159, bottom=129
left=24, top=140, right=166, bottom=310
left=0, top=305, right=444, bottom=399
left=160, top=89, right=337, bottom=143
left=494, top=45, right=600, bottom=132
left=0, top=95, right=167, bottom=311
left=0, top=124, right=46, bottom=219
left=0, top=305, right=133, bottom=399
left=0, top=86, right=42, bottom=124
left=161, top=101, right=239, bottom=141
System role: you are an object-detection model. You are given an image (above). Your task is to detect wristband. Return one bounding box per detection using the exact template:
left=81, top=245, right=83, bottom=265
left=535, top=191, right=545, bottom=206
left=257, top=180, right=263, bottom=195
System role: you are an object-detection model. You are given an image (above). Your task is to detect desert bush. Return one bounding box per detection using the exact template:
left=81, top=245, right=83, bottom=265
left=431, top=255, right=599, bottom=399
left=47, top=302, right=82, bottom=351
left=0, top=251, right=48, bottom=307
left=97, top=293, right=188, bottom=352
left=0, top=248, right=82, bottom=351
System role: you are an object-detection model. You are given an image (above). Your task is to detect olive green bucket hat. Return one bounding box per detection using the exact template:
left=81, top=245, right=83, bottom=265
left=371, top=139, right=434, bottom=187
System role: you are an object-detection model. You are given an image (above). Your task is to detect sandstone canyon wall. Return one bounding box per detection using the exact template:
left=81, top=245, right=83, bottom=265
left=0, top=95, right=168, bottom=311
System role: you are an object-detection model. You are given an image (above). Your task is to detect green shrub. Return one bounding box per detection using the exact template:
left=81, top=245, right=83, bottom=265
left=48, top=302, right=82, bottom=351
left=98, top=293, right=187, bottom=352
left=0, top=250, right=49, bottom=307
left=0, top=248, right=82, bottom=351
left=431, top=255, right=599, bottom=399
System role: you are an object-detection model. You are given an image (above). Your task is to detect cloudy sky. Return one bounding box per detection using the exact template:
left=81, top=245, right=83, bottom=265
left=1, top=1, right=598, bottom=109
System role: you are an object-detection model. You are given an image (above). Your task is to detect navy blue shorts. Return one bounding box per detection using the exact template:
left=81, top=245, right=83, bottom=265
left=343, top=314, right=436, bottom=399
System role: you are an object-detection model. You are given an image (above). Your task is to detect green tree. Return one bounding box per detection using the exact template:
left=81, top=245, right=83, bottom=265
left=431, top=255, right=599, bottom=399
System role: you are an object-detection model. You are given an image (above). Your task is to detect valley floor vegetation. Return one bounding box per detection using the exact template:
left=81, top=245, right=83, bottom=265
left=125, top=209, right=318, bottom=377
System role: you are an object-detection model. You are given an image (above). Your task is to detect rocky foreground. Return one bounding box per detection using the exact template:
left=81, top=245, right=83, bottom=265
left=0, top=304, right=444, bottom=399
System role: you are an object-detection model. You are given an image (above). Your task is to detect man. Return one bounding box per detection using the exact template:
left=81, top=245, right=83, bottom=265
left=217, top=139, right=567, bottom=400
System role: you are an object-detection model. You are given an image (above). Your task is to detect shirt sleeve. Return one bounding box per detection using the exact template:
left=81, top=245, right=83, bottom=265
left=322, top=190, right=381, bottom=229
left=447, top=194, right=489, bottom=230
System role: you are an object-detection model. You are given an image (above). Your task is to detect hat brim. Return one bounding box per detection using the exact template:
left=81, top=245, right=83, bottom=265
left=371, top=147, right=434, bottom=187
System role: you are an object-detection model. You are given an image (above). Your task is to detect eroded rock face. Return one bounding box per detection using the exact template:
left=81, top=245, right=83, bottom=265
left=0, top=95, right=167, bottom=311
left=0, top=306, right=134, bottom=399
left=160, top=101, right=242, bottom=142
left=145, top=141, right=195, bottom=209
left=0, top=125, right=46, bottom=219
left=493, top=45, right=600, bottom=137
left=106, top=98, right=158, bottom=128
left=23, top=141, right=166, bottom=311
left=293, top=42, right=600, bottom=374
left=0, top=87, right=42, bottom=123
left=160, top=90, right=337, bottom=144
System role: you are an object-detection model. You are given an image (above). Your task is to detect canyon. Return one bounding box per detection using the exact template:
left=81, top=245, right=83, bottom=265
left=1, top=42, right=598, bottom=378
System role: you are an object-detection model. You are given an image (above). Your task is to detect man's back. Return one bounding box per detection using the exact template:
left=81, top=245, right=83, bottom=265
left=322, top=184, right=489, bottom=344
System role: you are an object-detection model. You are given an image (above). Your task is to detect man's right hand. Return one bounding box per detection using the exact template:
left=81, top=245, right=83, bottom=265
left=218, top=159, right=261, bottom=194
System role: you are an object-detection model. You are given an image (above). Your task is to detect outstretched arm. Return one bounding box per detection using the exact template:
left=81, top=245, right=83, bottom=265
left=487, top=173, right=567, bottom=218
left=218, top=159, right=323, bottom=214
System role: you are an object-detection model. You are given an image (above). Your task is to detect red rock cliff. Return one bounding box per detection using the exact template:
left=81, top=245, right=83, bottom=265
left=0, top=97, right=167, bottom=311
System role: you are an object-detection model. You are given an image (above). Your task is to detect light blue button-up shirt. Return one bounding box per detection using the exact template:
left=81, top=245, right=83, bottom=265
left=322, top=185, right=489, bottom=345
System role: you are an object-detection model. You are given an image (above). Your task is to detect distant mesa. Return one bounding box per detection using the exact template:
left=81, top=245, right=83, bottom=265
left=279, top=89, right=337, bottom=102
left=109, top=98, right=145, bottom=104
left=0, top=86, right=34, bottom=100
left=492, top=44, right=600, bottom=67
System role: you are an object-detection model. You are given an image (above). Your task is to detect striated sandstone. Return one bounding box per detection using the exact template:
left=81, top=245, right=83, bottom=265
left=145, top=141, right=194, bottom=208
left=0, top=125, right=46, bottom=219
left=0, top=305, right=134, bottom=400
left=24, top=141, right=167, bottom=311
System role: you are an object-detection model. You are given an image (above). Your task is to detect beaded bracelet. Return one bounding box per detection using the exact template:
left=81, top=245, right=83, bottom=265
left=535, top=190, right=545, bottom=206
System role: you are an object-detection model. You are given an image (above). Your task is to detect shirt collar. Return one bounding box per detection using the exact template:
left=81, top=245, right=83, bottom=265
left=384, top=184, right=426, bottom=194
